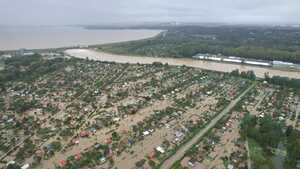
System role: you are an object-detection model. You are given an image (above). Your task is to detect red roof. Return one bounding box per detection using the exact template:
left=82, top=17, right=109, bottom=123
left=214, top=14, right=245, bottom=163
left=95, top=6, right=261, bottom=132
left=80, top=131, right=90, bottom=137
left=82, top=166, right=90, bottom=169
left=59, top=160, right=67, bottom=167
left=106, top=138, right=112, bottom=144
left=35, top=149, right=44, bottom=157
left=75, top=153, right=81, bottom=160
left=148, top=151, right=156, bottom=159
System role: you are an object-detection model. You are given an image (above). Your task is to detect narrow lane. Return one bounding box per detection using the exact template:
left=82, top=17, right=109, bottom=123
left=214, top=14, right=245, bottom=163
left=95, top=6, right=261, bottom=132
left=294, top=99, right=300, bottom=128
left=160, top=83, right=256, bottom=169
left=245, top=140, right=252, bottom=169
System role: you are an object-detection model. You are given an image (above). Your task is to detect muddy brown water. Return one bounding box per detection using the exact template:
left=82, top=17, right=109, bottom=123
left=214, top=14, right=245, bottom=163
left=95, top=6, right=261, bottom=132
left=0, top=26, right=161, bottom=50
left=65, top=49, right=300, bottom=79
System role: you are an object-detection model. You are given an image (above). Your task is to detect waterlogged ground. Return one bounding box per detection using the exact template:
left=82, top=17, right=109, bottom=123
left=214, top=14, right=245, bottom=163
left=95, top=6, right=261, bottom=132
left=1, top=53, right=299, bottom=169
left=66, top=49, right=300, bottom=79
left=1, top=54, right=252, bottom=169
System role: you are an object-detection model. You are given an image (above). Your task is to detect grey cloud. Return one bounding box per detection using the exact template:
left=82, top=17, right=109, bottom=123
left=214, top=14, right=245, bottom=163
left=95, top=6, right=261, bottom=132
left=0, top=0, right=300, bottom=25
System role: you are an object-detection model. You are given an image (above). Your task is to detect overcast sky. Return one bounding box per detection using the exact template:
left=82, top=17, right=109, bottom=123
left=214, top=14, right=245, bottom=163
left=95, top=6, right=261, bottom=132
left=1, top=0, right=300, bottom=25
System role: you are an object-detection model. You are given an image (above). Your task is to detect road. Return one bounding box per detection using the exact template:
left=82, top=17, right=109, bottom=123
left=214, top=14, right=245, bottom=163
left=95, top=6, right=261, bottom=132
left=245, top=140, right=252, bottom=169
left=294, top=99, right=300, bottom=128
left=0, top=135, right=31, bottom=162
left=160, top=83, right=256, bottom=169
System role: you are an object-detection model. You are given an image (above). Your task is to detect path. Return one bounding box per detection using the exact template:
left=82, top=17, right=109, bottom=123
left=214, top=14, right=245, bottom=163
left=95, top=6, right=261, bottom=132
left=245, top=140, right=252, bottom=169
left=294, top=98, right=300, bottom=128
left=0, top=135, right=31, bottom=161
left=160, top=83, right=256, bottom=169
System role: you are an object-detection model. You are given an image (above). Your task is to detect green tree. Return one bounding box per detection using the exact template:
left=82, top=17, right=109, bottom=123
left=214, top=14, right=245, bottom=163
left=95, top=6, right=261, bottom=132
left=7, top=164, right=21, bottom=169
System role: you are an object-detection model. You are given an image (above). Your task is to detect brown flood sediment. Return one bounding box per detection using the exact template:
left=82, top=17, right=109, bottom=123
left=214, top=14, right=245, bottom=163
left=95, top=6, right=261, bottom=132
left=65, top=49, right=300, bottom=79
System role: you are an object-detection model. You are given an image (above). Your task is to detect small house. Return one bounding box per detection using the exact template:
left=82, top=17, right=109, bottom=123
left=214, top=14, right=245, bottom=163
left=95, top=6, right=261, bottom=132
left=156, top=146, right=165, bottom=154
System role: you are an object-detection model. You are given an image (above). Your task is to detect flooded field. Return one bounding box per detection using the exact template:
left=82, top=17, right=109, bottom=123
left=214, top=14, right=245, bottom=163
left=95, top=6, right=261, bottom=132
left=65, top=49, right=300, bottom=79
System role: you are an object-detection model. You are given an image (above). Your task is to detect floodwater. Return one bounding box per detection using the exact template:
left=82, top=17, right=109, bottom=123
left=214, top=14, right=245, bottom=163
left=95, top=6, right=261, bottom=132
left=272, top=142, right=285, bottom=169
left=0, top=26, right=161, bottom=50
left=65, top=49, right=300, bottom=79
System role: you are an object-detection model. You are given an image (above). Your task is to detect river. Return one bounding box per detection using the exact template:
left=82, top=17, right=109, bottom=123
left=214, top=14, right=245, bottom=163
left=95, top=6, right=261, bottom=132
left=0, top=26, right=161, bottom=50
left=65, top=49, right=300, bottom=79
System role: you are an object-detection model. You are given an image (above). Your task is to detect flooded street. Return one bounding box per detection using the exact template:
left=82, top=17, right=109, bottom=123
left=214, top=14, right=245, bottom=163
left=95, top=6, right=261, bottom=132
left=65, top=49, right=300, bottom=79
left=272, top=142, right=286, bottom=169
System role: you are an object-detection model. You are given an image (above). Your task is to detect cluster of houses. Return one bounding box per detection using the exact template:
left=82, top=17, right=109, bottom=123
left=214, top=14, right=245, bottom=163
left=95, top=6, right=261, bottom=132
left=1, top=54, right=262, bottom=169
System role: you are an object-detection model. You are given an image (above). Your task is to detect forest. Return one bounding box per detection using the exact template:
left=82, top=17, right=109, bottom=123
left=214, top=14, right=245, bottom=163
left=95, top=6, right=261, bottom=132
left=98, top=25, right=300, bottom=64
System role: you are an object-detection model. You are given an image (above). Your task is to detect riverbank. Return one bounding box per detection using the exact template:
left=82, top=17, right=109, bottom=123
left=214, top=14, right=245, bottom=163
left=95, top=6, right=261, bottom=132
left=65, top=49, right=300, bottom=79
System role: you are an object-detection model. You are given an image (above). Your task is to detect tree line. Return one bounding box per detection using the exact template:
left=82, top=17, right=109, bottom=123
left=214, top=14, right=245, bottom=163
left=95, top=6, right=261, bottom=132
left=99, top=26, right=300, bottom=64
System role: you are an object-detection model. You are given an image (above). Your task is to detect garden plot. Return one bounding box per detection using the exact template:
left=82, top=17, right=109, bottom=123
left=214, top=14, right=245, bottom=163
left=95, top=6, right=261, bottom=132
left=0, top=54, right=252, bottom=169
left=180, top=111, right=247, bottom=169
